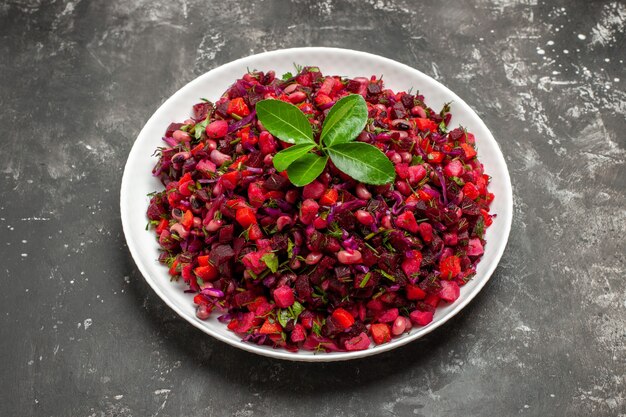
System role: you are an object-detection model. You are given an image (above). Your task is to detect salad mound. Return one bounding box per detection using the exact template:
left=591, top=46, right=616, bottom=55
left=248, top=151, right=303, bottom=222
left=146, top=66, right=494, bottom=352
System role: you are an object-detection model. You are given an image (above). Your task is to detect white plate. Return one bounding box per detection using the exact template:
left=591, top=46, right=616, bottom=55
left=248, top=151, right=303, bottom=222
left=121, top=47, right=513, bottom=362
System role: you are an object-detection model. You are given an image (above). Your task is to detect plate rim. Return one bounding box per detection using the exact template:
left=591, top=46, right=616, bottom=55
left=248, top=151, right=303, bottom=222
left=120, top=46, right=513, bottom=362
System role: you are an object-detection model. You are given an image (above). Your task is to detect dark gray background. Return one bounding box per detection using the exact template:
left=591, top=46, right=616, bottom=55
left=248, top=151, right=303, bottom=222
left=1, top=0, right=625, bottom=416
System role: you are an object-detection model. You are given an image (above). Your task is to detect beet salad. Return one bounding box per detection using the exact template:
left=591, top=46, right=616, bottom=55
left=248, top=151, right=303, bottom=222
left=146, top=66, right=494, bottom=352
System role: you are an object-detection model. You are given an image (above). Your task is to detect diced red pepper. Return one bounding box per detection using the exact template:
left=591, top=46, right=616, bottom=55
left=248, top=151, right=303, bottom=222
left=190, top=143, right=205, bottom=157
left=370, top=323, right=391, bottom=345
left=319, top=188, right=338, bottom=206
left=427, top=151, right=444, bottom=164
left=439, top=255, right=461, bottom=279
left=181, top=210, right=193, bottom=230
left=259, top=319, right=282, bottom=335
left=406, top=284, right=427, bottom=300
left=247, top=296, right=268, bottom=312
left=460, top=143, right=477, bottom=160
left=227, top=97, right=250, bottom=117
left=179, top=172, right=193, bottom=184
left=396, top=211, right=419, bottom=233
left=462, top=182, right=480, bottom=200
left=194, top=264, right=218, bottom=281
left=331, top=308, right=355, bottom=329
left=193, top=294, right=207, bottom=305
left=155, top=218, right=169, bottom=234
left=264, top=190, right=285, bottom=200
left=418, top=189, right=434, bottom=201
left=226, top=198, right=248, bottom=210
left=415, top=118, right=439, bottom=132
left=168, top=259, right=180, bottom=276
left=220, top=171, right=241, bottom=190
left=314, top=93, right=333, bottom=108
left=235, top=207, right=257, bottom=228
left=481, top=208, right=493, bottom=226
left=197, top=255, right=210, bottom=266
left=247, top=223, right=264, bottom=241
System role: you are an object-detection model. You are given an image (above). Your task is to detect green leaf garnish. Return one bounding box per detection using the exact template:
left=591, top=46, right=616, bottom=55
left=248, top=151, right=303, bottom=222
left=261, top=252, right=279, bottom=273
left=256, top=100, right=314, bottom=145
left=273, top=143, right=316, bottom=172
left=321, top=94, right=368, bottom=147
left=327, top=142, right=395, bottom=185
left=286, top=153, right=328, bottom=186
left=255, top=92, right=395, bottom=187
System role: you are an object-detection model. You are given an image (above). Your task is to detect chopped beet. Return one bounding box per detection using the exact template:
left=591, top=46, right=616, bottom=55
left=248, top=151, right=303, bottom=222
left=147, top=67, right=493, bottom=352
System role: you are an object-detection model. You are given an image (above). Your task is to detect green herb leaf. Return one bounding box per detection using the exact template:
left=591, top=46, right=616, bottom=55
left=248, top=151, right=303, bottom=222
left=291, top=301, right=304, bottom=319
left=194, top=118, right=209, bottom=140
left=277, top=309, right=290, bottom=327
left=359, top=272, right=372, bottom=288
left=312, top=321, right=322, bottom=336
left=281, top=71, right=293, bottom=81
left=261, top=252, right=279, bottom=273
left=320, top=94, right=368, bottom=147
left=287, top=238, right=294, bottom=259
left=327, top=142, right=395, bottom=185
left=256, top=100, right=314, bottom=145
left=286, top=153, right=328, bottom=186
left=379, top=269, right=396, bottom=282
left=273, top=143, right=316, bottom=172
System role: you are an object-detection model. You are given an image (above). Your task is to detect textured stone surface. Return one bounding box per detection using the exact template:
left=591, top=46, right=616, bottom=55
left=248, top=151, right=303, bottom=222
left=1, top=0, right=625, bottom=416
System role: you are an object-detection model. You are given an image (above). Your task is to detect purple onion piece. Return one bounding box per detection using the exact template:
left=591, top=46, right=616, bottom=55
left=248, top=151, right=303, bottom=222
left=227, top=110, right=257, bottom=133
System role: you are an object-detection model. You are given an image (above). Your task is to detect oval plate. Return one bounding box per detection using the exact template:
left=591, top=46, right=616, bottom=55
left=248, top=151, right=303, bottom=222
left=121, top=47, right=513, bottom=362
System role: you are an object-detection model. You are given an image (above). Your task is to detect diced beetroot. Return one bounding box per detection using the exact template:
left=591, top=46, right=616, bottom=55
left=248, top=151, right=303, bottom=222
left=299, top=199, right=319, bottom=225
left=424, top=293, right=440, bottom=308
left=395, top=163, right=410, bottom=179
left=377, top=308, right=399, bottom=323
left=419, top=222, right=433, bottom=243
left=467, top=238, right=484, bottom=256
left=302, top=181, right=326, bottom=199
left=401, top=251, right=422, bottom=278
left=290, top=324, right=306, bottom=343
left=439, top=280, right=460, bottom=302
left=196, top=159, right=216, bottom=175
left=366, top=298, right=384, bottom=312
left=444, top=159, right=464, bottom=177
left=229, top=312, right=256, bottom=333
left=242, top=251, right=267, bottom=274
left=273, top=285, right=295, bottom=308
left=396, top=211, right=419, bottom=233
left=443, top=232, right=458, bottom=246
left=302, top=334, right=341, bottom=352
left=248, top=183, right=266, bottom=208
left=259, top=131, right=277, bottom=155
left=408, top=165, right=427, bottom=185
left=344, top=332, right=371, bottom=351
left=410, top=310, right=434, bottom=326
